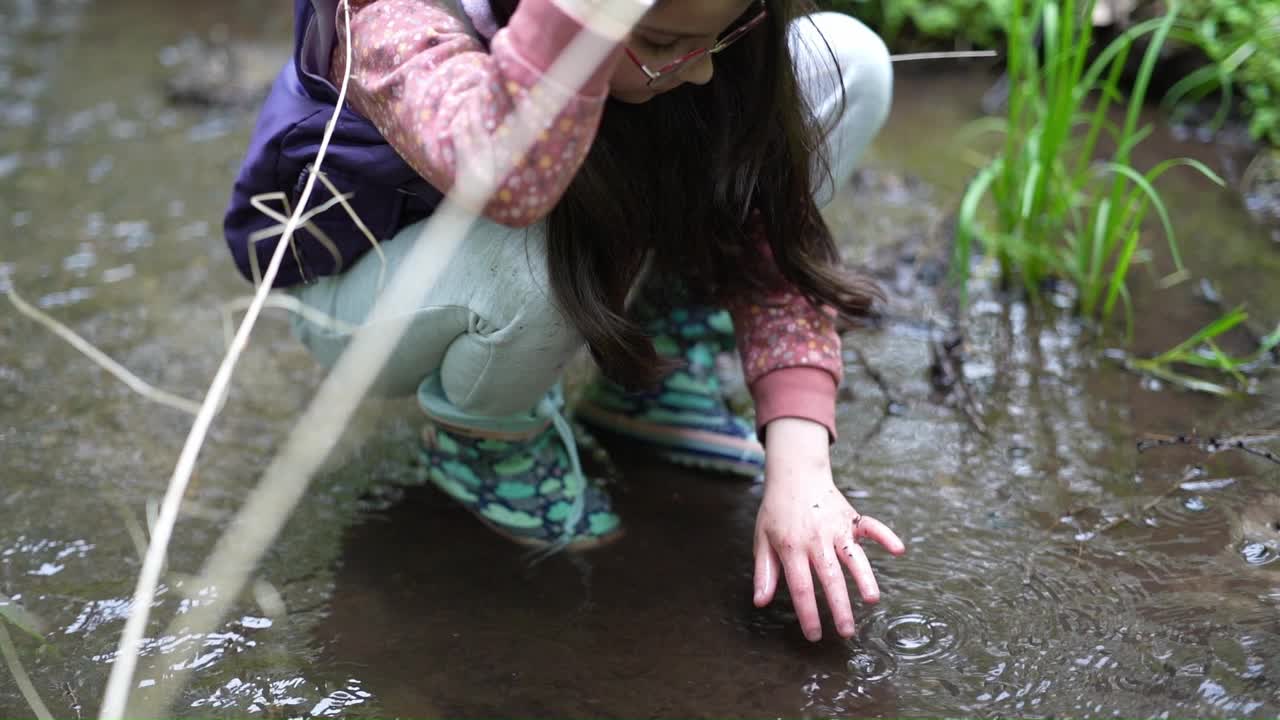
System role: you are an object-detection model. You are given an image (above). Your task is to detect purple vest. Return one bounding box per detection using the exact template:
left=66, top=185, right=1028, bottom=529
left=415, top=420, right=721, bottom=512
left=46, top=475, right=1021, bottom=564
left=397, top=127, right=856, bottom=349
left=223, top=0, right=451, bottom=286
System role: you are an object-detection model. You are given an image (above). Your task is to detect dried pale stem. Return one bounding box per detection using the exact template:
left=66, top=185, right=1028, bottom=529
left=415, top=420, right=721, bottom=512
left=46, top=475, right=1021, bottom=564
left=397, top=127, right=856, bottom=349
left=1089, top=482, right=1188, bottom=536
left=849, top=345, right=898, bottom=407
left=6, top=287, right=201, bottom=416
left=890, top=50, right=999, bottom=62
left=220, top=293, right=356, bottom=349
left=0, top=623, right=53, bottom=720
left=112, top=499, right=151, bottom=564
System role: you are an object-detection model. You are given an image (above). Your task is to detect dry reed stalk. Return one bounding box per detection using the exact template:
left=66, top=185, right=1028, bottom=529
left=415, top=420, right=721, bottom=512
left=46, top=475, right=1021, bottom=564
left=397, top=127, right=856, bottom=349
left=6, top=287, right=202, bottom=416
left=219, top=293, right=355, bottom=349
left=890, top=50, right=998, bottom=62
left=0, top=623, right=53, bottom=720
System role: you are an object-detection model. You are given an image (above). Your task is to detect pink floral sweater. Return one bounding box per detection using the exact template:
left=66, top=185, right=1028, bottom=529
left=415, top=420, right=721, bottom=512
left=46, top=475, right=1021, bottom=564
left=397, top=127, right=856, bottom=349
left=331, top=0, right=845, bottom=438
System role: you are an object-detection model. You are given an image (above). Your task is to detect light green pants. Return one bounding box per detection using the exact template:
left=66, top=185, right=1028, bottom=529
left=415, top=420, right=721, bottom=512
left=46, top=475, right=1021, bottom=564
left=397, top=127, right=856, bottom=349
left=291, top=12, right=893, bottom=423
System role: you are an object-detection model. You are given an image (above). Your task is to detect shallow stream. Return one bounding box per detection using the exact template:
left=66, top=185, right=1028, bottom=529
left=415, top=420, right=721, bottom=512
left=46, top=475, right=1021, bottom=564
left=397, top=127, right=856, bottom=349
left=1, top=2, right=1277, bottom=716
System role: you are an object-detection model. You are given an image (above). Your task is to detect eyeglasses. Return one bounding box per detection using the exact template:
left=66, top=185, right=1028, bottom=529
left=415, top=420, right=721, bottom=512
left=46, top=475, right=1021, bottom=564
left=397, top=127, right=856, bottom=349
left=624, top=2, right=768, bottom=87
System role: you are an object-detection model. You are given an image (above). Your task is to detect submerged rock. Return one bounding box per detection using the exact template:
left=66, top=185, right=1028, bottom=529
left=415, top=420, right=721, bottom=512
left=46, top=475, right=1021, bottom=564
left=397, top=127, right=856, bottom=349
left=1091, top=0, right=1139, bottom=26
left=161, top=34, right=286, bottom=109
left=1234, top=492, right=1280, bottom=555
left=1242, top=148, right=1280, bottom=237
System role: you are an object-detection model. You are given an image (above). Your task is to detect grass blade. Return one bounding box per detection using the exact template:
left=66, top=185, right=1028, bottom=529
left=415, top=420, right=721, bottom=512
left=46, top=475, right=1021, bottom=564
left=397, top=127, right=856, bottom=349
left=0, top=624, right=53, bottom=720
left=1153, top=306, right=1248, bottom=363
left=1126, top=358, right=1241, bottom=396
left=955, top=160, right=1003, bottom=306
left=1101, top=228, right=1139, bottom=324
left=1098, top=161, right=1182, bottom=272
left=0, top=594, right=45, bottom=642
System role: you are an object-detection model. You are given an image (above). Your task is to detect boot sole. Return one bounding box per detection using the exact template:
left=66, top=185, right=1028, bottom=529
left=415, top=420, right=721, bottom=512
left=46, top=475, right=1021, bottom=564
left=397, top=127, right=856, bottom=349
left=477, top=514, right=626, bottom=552
left=424, top=473, right=625, bottom=552
left=574, top=402, right=764, bottom=479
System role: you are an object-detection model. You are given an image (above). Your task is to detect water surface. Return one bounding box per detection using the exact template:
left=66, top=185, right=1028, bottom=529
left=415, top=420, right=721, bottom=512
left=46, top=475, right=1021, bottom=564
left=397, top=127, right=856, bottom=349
left=1, top=4, right=1278, bottom=717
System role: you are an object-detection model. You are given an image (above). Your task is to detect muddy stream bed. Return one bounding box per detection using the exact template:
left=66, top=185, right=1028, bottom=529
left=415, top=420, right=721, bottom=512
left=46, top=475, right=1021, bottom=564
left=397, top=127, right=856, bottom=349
left=1, top=0, right=1279, bottom=716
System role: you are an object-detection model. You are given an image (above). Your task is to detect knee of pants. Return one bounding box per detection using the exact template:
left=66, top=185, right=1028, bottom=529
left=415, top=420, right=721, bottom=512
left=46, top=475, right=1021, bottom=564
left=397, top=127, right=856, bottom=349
left=808, top=12, right=893, bottom=133
left=290, top=303, right=472, bottom=399
left=437, top=309, right=584, bottom=418
left=793, top=12, right=893, bottom=206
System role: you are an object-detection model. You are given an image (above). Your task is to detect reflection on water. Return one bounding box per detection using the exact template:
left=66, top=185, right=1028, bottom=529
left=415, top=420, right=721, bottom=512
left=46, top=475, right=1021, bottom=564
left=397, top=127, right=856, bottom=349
left=0, top=0, right=1278, bottom=717
left=191, top=676, right=373, bottom=717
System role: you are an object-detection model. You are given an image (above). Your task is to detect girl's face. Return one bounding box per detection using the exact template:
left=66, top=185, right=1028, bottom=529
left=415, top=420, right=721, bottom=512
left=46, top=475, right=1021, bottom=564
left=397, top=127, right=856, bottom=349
left=609, top=0, right=761, bottom=104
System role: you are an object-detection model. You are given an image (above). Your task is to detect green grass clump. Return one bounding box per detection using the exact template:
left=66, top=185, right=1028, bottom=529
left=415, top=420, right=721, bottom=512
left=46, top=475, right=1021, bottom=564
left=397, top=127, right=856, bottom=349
left=1122, top=307, right=1280, bottom=395
left=824, top=0, right=1006, bottom=47
left=825, top=0, right=1280, bottom=149
left=1174, top=0, right=1280, bottom=146
left=954, top=0, right=1224, bottom=327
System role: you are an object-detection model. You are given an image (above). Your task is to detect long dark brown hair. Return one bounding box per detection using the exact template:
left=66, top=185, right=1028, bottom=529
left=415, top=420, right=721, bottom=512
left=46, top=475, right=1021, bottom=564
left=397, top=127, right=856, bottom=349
left=491, top=0, right=881, bottom=388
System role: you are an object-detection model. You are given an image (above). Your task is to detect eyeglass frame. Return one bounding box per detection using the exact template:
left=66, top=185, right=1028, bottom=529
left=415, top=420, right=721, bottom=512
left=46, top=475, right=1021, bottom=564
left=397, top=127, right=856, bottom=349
left=623, top=2, right=769, bottom=87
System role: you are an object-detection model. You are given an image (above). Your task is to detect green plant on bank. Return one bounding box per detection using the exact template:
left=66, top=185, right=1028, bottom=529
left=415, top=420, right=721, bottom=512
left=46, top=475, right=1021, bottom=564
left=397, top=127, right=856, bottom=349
left=1122, top=306, right=1280, bottom=396
left=824, top=0, right=1276, bottom=393
left=825, top=0, right=1007, bottom=47
left=1170, top=0, right=1280, bottom=146
left=824, top=0, right=1280, bottom=148
left=953, top=0, right=1224, bottom=327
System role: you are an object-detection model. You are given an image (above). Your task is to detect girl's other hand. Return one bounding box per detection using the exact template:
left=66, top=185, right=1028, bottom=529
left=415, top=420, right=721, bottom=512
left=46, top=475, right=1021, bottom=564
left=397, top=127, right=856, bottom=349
left=752, top=417, right=905, bottom=642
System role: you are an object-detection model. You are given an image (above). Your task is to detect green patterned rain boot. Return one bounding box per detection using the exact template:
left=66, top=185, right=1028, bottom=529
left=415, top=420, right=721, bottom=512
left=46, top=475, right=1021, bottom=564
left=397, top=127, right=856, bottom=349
left=418, top=374, right=622, bottom=551
left=574, top=299, right=766, bottom=478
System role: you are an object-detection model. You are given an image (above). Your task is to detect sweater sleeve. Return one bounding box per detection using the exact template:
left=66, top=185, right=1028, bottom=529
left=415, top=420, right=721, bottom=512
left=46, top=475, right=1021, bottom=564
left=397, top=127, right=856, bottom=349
left=727, top=220, right=844, bottom=441
left=330, top=0, right=626, bottom=226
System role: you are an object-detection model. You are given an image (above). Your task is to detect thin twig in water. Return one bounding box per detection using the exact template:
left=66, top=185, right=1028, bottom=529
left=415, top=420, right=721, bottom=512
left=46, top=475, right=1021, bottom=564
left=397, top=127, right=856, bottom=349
left=860, top=309, right=954, bottom=341
left=61, top=681, right=82, bottom=720
left=929, top=334, right=990, bottom=437
left=848, top=345, right=899, bottom=410
left=857, top=409, right=892, bottom=446
left=5, top=287, right=201, bottom=416
left=1067, top=430, right=1280, bottom=540
left=1138, top=430, right=1280, bottom=466
left=1087, top=482, right=1189, bottom=536
left=1032, top=487, right=1181, bottom=574
left=0, top=623, right=53, bottom=720
left=954, top=368, right=989, bottom=436
left=111, top=499, right=151, bottom=564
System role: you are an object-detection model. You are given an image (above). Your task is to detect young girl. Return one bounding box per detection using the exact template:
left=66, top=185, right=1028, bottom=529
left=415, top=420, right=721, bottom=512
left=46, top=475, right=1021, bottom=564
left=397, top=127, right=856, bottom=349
left=225, top=0, right=905, bottom=643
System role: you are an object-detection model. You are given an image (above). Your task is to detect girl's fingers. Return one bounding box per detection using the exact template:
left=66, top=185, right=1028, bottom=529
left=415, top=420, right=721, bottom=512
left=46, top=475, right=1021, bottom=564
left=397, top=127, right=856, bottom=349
left=815, top=545, right=856, bottom=638
left=781, top=550, right=823, bottom=642
left=753, top=535, right=781, bottom=607
left=839, top=539, right=881, bottom=604
left=855, top=515, right=906, bottom=556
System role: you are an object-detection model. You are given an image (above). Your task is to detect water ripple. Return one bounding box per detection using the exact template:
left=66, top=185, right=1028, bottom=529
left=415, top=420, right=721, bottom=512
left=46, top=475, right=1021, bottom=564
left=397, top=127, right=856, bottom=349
left=1239, top=541, right=1278, bottom=567
left=860, top=605, right=964, bottom=664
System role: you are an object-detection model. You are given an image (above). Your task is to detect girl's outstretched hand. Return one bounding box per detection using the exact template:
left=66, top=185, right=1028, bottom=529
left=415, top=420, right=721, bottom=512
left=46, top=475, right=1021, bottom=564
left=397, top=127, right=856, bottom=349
left=753, top=417, right=905, bottom=642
